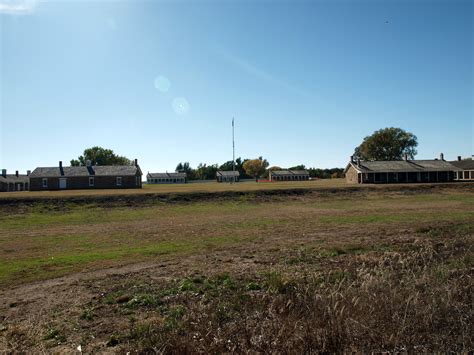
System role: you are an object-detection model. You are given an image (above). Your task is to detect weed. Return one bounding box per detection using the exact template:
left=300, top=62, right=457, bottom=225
left=264, top=271, right=294, bottom=294
left=164, top=305, right=186, bottom=331
left=246, top=281, right=261, bottom=291
left=79, top=307, right=94, bottom=321
left=127, top=293, right=162, bottom=308
left=42, top=328, right=65, bottom=343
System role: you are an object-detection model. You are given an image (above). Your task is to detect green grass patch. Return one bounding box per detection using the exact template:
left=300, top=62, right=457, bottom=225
left=0, top=235, right=255, bottom=285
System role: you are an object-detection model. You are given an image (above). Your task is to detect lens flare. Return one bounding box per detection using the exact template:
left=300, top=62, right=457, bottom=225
left=154, top=76, right=171, bottom=92
left=172, top=97, right=190, bottom=115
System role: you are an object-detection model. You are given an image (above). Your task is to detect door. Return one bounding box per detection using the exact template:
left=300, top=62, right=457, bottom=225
left=59, top=178, right=67, bottom=189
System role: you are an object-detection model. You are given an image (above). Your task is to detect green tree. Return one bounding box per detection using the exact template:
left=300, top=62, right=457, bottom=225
left=195, top=163, right=218, bottom=180
left=289, top=164, right=306, bottom=170
left=354, top=127, right=418, bottom=161
left=70, top=146, right=131, bottom=166
left=243, top=157, right=269, bottom=181
left=176, top=162, right=192, bottom=174
left=176, top=162, right=195, bottom=179
left=219, top=157, right=250, bottom=178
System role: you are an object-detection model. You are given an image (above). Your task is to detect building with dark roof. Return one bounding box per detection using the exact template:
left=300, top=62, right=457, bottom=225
left=29, top=160, right=142, bottom=190
left=269, top=170, right=310, bottom=182
left=344, top=154, right=457, bottom=184
left=0, top=169, right=30, bottom=192
left=147, top=172, right=187, bottom=184
left=216, top=170, right=240, bottom=183
left=451, top=156, right=474, bottom=181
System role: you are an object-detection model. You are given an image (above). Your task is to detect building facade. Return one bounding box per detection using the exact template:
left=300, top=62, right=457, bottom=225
left=147, top=172, right=187, bottom=184
left=451, top=156, right=474, bottom=181
left=0, top=169, right=30, bottom=192
left=344, top=154, right=457, bottom=184
left=216, top=171, right=240, bottom=183
left=269, top=170, right=310, bottom=182
left=29, top=160, right=142, bottom=191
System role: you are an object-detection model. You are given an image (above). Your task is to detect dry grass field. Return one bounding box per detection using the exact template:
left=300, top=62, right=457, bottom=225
left=0, top=183, right=473, bottom=352
left=0, top=179, right=348, bottom=200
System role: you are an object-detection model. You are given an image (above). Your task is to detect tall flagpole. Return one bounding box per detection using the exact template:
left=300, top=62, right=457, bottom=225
left=232, top=117, right=235, bottom=184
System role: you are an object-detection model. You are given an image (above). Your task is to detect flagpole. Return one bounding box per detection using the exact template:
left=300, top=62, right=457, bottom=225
left=232, top=117, right=235, bottom=184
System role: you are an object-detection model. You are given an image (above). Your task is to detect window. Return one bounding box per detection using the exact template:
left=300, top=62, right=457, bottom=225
left=89, top=177, right=95, bottom=187
left=464, top=171, right=469, bottom=180
left=42, top=178, right=48, bottom=188
left=116, top=177, right=122, bottom=186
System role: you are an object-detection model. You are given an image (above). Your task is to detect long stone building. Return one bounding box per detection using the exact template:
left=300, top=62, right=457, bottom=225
left=0, top=169, right=30, bottom=192
left=269, top=170, right=310, bottom=181
left=29, top=160, right=142, bottom=190
left=451, top=156, right=474, bottom=181
left=147, top=172, right=187, bottom=184
left=344, top=154, right=457, bottom=184
left=216, top=171, right=240, bottom=183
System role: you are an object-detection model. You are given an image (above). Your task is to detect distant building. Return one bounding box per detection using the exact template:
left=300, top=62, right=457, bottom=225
left=0, top=169, right=30, bottom=192
left=29, top=160, right=142, bottom=191
left=147, top=172, right=187, bottom=184
left=269, top=170, right=310, bottom=182
left=216, top=170, right=240, bottom=183
left=344, top=154, right=457, bottom=184
left=451, top=156, right=474, bottom=181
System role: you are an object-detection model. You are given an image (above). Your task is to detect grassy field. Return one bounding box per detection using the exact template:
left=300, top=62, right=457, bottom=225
left=0, top=184, right=473, bottom=352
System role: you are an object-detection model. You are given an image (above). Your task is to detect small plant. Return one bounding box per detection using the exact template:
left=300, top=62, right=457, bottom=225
left=320, top=248, right=346, bottom=257
left=43, top=328, right=65, bottom=342
left=127, top=293, right=161, bottom=308
left=164, top=305, right=186, bottom=331
left=103, top=291, right=125, bottom=304
left=264, top=271, right=294, bottom=294
left=246, top=281, right=261, bottom=291
left=179, top=278, right=199, bottom=292
left=80, top=307, right=94, bottom=321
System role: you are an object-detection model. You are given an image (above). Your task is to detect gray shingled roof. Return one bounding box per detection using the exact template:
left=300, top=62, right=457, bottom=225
left=30, top=165, right=140, bottom=178
left=271, top=170, right=309, bottom=176
left=216, top=171, right=240, bottom=176
left=147, top=172, right=187, bottom=179
left=450, top=160, right=474, bottom=170
left=347, top=160, right=457, bottom=173
left=0, top=174, right=30, bottom=183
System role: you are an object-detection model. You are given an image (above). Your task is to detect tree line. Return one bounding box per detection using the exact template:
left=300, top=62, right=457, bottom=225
left=175, top=159, right=344, bottom=180
left=69, top=127, right=419, bottom=180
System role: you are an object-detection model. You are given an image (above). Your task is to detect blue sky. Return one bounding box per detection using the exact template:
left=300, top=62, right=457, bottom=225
left=1, top=0, right=472, bottom=174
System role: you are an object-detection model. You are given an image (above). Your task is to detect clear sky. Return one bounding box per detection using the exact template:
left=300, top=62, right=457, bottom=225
left=1, top=0, right=472, bottom=174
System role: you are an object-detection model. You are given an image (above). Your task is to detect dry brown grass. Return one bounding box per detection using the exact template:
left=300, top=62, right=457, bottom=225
left=0, top=179, right=348, bottom=199
left=0, top=184, right=473, bottom=352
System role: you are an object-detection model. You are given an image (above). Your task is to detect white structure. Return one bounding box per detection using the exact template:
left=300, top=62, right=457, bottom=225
left=147, top=172, right=187, bottom=184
